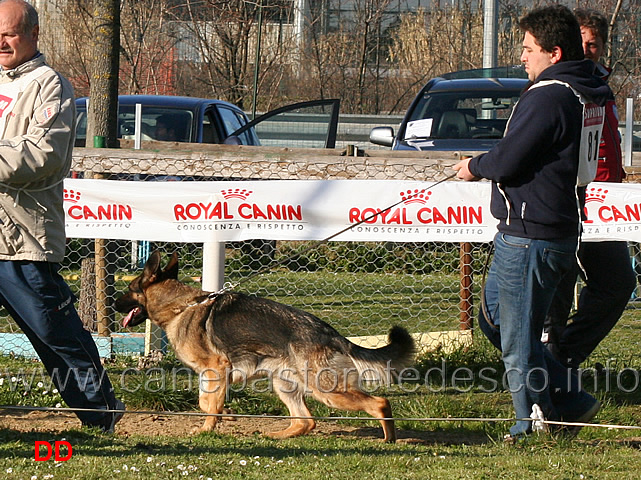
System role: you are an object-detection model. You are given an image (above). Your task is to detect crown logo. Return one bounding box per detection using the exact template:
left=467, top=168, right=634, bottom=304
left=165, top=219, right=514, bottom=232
left=221, top=188, right=253, bottom=200
left=585, top=187, right=608, bottom=204
left=400, top=189, right=431, bottom=205
left=63, top=189, right=81, bottom=203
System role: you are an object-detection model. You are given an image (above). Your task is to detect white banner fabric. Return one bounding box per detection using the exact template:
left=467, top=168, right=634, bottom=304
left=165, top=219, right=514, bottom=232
left=63, top=179, right=641, bottom=243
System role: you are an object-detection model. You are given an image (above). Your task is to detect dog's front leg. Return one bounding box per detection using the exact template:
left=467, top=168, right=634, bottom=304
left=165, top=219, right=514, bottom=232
left=193, top=357, right=230, bottom=434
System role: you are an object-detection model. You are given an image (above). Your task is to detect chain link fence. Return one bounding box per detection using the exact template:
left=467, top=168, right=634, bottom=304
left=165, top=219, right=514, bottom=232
left=0, top=149, right=485, bottom=359
left=1, top=148, right=640, bottom=365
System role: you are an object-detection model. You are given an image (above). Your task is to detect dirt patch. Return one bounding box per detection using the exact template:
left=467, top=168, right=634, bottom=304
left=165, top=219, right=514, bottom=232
left=0, top=409, right=486, bottom=446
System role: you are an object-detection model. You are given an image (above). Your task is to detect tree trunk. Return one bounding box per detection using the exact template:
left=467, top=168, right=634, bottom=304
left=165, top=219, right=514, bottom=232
left=78, top=254, right=96, bottom=332
left=80, top=0, right=121, bottom=337
left=86, top=0, right=120, bottom=147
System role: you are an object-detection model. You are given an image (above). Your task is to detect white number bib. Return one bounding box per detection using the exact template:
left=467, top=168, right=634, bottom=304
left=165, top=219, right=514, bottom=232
left=577, top=102, right=605, bottom=185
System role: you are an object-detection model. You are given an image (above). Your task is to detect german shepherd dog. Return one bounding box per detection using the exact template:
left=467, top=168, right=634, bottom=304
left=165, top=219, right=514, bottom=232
left=114, top=251, right=416, bottom=442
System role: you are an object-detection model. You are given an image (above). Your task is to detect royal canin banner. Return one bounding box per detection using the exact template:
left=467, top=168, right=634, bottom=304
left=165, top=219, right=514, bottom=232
left=63, top=179, right=641, bottom=243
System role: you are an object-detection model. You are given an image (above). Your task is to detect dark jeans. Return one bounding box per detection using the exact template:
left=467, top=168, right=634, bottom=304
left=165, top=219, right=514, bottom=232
left=0, top=260, right=117, bottom=424
left=545, top=241, right=636, bottom=368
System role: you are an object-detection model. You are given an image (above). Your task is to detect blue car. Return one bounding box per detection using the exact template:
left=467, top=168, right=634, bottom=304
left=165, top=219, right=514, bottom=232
left=370, top=66, right=529, bottom=151
left=74, top=95, right=340, bottom=149
left=75, top=95, right=261, bottom=147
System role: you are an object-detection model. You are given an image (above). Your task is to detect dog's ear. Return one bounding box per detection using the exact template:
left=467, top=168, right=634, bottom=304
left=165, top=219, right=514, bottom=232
left=140, top=250, right=163, bottom=287
left=161, top=252, right=179, bottom=280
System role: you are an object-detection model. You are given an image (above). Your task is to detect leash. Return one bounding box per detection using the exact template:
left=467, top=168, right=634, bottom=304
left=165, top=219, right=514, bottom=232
left=215, top=170, right=459, bottom=294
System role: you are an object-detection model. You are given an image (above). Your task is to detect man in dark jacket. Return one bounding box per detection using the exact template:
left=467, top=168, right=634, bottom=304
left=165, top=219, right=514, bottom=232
left=542, top=8, right=636, bottom=371
left=454, top=5, right=610, bottom=442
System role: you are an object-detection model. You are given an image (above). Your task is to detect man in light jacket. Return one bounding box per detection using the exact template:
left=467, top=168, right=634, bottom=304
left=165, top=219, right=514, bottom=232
left=0, top=0, right=123, bottom=432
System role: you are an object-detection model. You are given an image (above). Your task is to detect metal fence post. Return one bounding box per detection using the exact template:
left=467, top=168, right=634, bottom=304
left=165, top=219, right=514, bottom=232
left=459, top=242, right=474, bottom=331
left=624, top=97, right=634, bottom=167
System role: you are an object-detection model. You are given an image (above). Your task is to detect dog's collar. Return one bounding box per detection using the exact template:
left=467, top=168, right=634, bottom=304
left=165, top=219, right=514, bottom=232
left=186, top=291, right=223, bottom=308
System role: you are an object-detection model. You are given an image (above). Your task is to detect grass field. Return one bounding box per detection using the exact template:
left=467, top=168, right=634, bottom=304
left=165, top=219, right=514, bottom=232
left=1, top=331, right=641, bottom=479
left=2, top=425, right=641, bottom=479
left=0, top=269, right=641, bottom=478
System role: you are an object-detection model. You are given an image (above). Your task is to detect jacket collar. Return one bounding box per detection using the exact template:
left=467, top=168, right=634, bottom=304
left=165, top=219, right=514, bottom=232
left=0, top=53, right=45, bottom=81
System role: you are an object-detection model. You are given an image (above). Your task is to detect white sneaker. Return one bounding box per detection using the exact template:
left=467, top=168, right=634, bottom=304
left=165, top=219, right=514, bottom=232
left=530, top=403, right=548, bottom=433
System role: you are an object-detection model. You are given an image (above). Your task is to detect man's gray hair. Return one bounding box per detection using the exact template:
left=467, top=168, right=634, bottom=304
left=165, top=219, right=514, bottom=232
left=0, top=0, right=39, bottom=33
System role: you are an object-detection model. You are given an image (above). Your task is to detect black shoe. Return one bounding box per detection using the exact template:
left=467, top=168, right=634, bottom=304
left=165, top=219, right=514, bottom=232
left=84, top=399, right=125, bottom=433
left=563, top=399, right=600, bottom=438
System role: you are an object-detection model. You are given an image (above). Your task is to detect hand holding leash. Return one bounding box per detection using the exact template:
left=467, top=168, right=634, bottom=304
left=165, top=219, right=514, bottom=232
left=453, top=156, right=481, bottom=181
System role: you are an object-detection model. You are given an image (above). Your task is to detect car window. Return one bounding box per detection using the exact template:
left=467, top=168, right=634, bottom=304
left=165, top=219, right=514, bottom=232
left=231, top=99, right=340, bottom=149
left=217, top=106, right=257, bottom=145
left=404, top=92, right=521, bottom=140
left=202, top=111, right=222, bottom=144
left=117, top=107, right=193, bottom=142
left=75, top=109, right=88, bottom=146
left=74, top=104, right=194, bottom=145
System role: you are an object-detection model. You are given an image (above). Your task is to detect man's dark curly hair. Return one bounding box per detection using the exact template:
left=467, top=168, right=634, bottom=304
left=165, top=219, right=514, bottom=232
left=519, top=5, right=584, bottom=61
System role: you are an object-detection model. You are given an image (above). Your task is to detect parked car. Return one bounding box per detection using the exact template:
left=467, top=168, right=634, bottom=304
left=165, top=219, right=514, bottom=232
left=75, top=95, right=340, bottom=149
left=75, top=95, right=256, bottom=147
left=370, top=66, right=529, bottom=151
left=73, top=95, right=340, bottom=263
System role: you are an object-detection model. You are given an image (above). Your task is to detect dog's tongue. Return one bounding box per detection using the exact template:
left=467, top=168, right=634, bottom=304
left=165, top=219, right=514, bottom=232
left=122, top=307, right=141, bottom=327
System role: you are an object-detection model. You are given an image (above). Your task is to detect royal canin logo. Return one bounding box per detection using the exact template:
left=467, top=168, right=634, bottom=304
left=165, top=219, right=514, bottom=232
left=349, top=188, right=483, bottom=226
left=400, top=189, right=432, bottom=205
left=584, top=186, right=641, bottom=224
left=63, top=189, right=81, bottom=203
left=173, top=189, right=302, bottom=221
left=63, top=188, right=133, bottom=221
left=585, top=186, right=608, bottom=203
left=221, top=188, right=253, bottom=200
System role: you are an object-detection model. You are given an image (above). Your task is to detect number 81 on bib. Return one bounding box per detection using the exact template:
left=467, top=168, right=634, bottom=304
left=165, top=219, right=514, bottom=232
left=577, top=103, right=605, bottom=186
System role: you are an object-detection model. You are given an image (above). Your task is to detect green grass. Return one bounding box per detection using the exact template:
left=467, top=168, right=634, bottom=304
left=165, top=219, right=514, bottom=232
left=1, top=268, right=641, bottom=477
left=1, top=392, right=641, bottom=479
left=236, top=269, right=469, bottom=336
left=2, top=335, right=641, bottom=478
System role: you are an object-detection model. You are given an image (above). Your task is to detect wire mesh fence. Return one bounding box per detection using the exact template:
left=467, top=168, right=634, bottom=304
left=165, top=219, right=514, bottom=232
left=1, top=147, right=640, bottom=365
left=0, top=148, right=487, bottom=359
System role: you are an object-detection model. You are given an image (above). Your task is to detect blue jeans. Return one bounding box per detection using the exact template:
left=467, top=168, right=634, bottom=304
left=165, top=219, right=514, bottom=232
left=480, top=233, right=594, bottom=436
left=0, top=260, right=117, bottom=425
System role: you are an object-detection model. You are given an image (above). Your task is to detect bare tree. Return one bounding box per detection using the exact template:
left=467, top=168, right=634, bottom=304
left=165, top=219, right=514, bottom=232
left=380, top=4, right=487, bottom=114
left=120, top=0, right=182, bottom=94
left=169, top=0, right=259, bottom=107
left=84, top=0, right=121, bottom=338
left=302, top=0, right=393, bottom=114
left=38, top=0, right=640, bottom=118
left=38, top=0, right=94, bottom=97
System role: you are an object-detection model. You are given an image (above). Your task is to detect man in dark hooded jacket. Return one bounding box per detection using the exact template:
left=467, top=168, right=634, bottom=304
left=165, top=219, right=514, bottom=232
left=454, top=4, right=611, bottom=442
left=542, top=8, right=636, bottom=372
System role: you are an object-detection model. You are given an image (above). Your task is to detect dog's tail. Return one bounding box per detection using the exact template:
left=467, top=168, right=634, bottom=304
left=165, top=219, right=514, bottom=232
left=348, top=326, right=416, bottom=385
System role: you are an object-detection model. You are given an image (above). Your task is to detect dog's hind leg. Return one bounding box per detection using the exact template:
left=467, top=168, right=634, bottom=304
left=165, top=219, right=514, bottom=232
left=313, top=389, right=397, bottom=443
left=193, top=357, right=230, bottom=434
left=267, top=376, right=315, bottom=439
